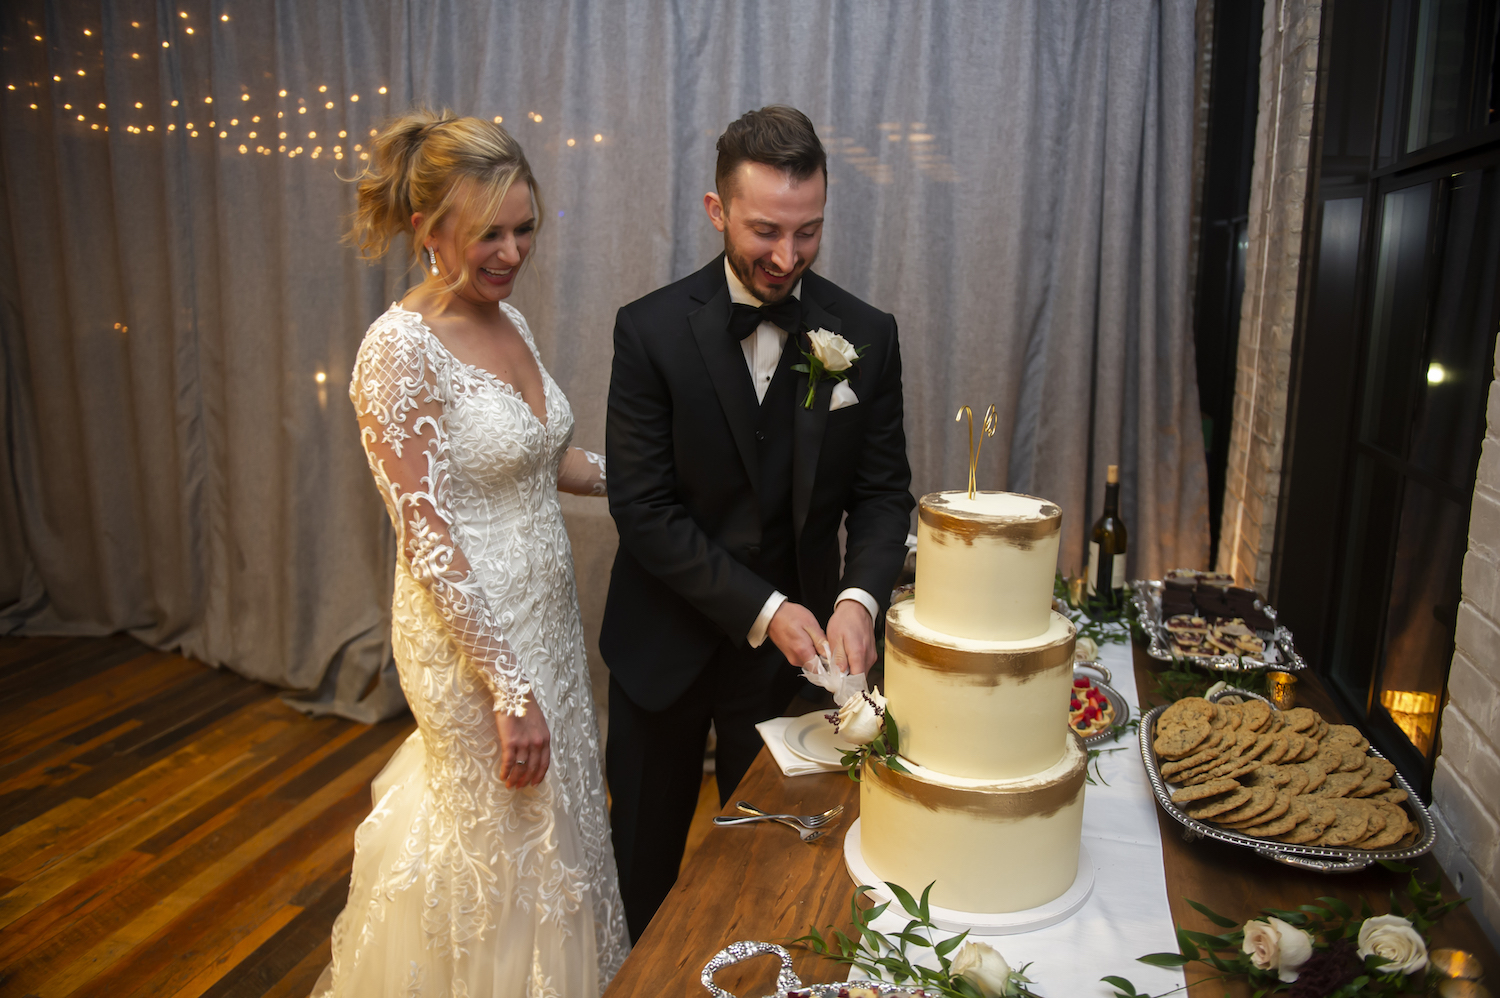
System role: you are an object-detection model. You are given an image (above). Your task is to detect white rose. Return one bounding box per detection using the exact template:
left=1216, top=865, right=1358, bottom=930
left=1074, top=636, right=1099, bottom=661
left=1241, top=917, right=1313, bottom=982
left=835, top=687, right=887, bottom=745
left=950, top=941, right=1012, bottom=997
left=1358, top=914, right=1429, bottom=975
left=807, top=329, right=859, bottom=372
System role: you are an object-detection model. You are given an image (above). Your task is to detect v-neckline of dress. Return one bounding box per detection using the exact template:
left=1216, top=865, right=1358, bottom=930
left=392, top=302, right=550, bottom=429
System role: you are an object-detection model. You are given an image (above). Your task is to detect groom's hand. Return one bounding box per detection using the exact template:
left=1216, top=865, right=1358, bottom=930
left=767, top=601, right=828, bottom=672
left=828, top=599, right=876, bottom=675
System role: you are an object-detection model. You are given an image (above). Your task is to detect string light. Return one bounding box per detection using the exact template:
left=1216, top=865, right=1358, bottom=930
left=84, top=29, right=92, bottom=36
left=98, top=102, right=106, bottom=109
left=248, top=131, right=256, bottom=138
left=162, top=41, right=169, bottom=47
left=324, top=101, right=333, bottom=109
left=493, top=115, right=503, bottom=123
left=171, top=100, right=178, bottom=106
left=338, top=129, right=347, bottom=137
left=185, top=27, right=194, bottom=34
left=318, top=85, right=327, bottom=93
left=76, top=114, right=83, bottom=121
left=29, top=104, right=37, bottom=110
left=35, top=34, right=43, bottom=41
left=146, top=125, right=154, bottom=131
left=190, top=130, right=198, bottom=136
left=279, top=131, right=286, bottom=138
left=279, top=89, right=287, bottom=97
left=219, top=130, right=226, bottom=138
left=239, top=144, right=246, bottom=153
left=566, top=138, right=575, bottom=146
left=350, top=94, right=359, bottom=101
left=132, top=53, right=140, bottom=59
left=64, top=103, right=72, bottom=109
left=77, top=69, right=85, bottom=76
left=241, top=93, right=250, bottom=101
left=53, top=75, right=61, bottom=81
left=179, top=11, right=188, bottom=17
left=205, top=96, right=212, bottom=103
left=252, top=115, right=260, bottom=122
left=594, top=133, right=602, bottom=142
left=135, top=101, right=143, bottom=108
left=131, top=21, right=139, bottom=27
left=168, top=123, right=175, bottom=130
left=378, top=86, right=387, bottom=94
left=308, top=130, right=316, bottom=138
left=221, top=13, right=230, bottom=21
left=315, top=372, right=327, bottom=384
left=91, top=123, right=99, bottom=129
left=230, top=118, right=238, bottom=126
left=298, top=107, right=306, bottom=114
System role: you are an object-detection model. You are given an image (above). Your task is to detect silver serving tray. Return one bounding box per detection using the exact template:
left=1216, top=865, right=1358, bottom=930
left=1132, top=579, right=1307, bottom=673
left=1139, top=690, right=1435, bottom=872
left=1073, top=662, right=1131, bottom=747
left=701, top=941, right=923, bottom=997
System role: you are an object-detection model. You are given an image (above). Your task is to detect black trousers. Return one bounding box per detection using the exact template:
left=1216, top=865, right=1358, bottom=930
left=606, top=640, right=804, bottom=942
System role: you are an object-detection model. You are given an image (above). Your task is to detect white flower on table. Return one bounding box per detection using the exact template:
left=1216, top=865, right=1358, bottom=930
left=1241, top=917, right=1313, bottom=982
left=1074, top=636, right=1099, bottom=661
left=1357, top=914, right=1429, bottom=974
left=806, top=329, right=859, bottom=372
left=951, top=941, right=1015, bottom=997
left=834, top=687, right=887, bottom=745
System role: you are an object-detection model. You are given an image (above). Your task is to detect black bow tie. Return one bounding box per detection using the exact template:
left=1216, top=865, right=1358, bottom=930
left=727, top=297, right=802, bottom=342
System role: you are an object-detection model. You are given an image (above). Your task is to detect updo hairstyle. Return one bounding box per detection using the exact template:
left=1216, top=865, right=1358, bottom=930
left=348, top=108, right=543, bottom=293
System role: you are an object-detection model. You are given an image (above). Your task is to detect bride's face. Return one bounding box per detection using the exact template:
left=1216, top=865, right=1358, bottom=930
left=429, top=181, right=535, bottom=304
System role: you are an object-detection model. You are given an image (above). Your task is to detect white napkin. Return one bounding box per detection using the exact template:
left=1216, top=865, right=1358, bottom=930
left=755, top=714, right=845, bottom=776
left=800, top=642, right=868, bottom=705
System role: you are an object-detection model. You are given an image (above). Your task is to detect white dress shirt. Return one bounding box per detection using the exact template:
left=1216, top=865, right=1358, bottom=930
left=724, top=259, right=881, bottom=648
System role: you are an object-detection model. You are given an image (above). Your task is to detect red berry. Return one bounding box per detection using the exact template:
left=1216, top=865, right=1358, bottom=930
left=1070, top=699, right=1082, bottom=710
left=1073, top=678, right=1090, bottom=689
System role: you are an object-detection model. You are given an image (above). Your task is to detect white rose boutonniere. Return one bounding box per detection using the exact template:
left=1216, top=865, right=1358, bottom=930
left=1241, top=917, right=1314, bottom=982
left=794, top=329, right=865, bottom=409
left=1357, top=914, right=1429, bottom=975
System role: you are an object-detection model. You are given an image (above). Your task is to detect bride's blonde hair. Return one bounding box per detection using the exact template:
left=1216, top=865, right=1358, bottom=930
left=348, top=108, right=544, bottom=294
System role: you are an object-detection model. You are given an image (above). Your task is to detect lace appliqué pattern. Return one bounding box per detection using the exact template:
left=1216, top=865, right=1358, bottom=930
left=312, top=303, right=629, bottom=997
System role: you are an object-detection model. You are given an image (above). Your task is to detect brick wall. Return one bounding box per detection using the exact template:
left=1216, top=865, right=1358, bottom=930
left=1215, top=0, right=1321, bottom=591
left=1431, top=338, right=1500, bottom=951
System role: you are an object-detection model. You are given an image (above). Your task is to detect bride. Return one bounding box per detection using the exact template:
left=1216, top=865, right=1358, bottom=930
left=312, top=110, right=629, bottom=996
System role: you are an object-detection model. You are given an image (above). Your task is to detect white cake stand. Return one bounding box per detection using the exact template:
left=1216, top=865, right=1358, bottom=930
left=842, top=818, right=1094, bottom=936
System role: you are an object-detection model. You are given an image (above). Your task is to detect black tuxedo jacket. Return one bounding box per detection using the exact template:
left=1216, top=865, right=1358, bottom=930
left=601, top=255, right=914, bottom=711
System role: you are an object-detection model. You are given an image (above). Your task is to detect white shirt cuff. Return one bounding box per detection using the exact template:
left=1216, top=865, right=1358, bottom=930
left=836, top=588, right=880, bottom=624
left=748, top=591, right=788, bottom=648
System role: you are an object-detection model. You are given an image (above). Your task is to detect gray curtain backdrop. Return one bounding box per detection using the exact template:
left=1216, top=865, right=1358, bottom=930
left=1, top=0, right=1209, bottom=720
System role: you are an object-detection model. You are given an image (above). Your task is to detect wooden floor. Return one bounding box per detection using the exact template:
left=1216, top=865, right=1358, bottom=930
left=0, top=634, right=721, bottom=997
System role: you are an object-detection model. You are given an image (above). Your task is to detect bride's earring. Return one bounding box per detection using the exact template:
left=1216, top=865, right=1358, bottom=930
left=426, top=246, right=440, bottom=276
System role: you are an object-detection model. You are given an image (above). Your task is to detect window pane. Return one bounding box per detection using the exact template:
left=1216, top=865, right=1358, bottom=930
left=1375, top=477, right=1467, bottom=758
left=1408, top=0, right=1471, bottom=151
left=1361, top=184, right=1434, bottom=452
left=1409, top=169, right=1500, bottom=488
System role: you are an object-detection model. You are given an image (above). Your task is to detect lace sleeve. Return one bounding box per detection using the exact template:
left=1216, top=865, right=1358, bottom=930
left=350, top=324, right=533, bottom=717
left=557, top=447, right=606, bottom=496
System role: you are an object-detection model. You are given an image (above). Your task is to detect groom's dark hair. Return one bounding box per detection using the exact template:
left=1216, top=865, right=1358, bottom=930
left=715, top=105, right=827, bottom=201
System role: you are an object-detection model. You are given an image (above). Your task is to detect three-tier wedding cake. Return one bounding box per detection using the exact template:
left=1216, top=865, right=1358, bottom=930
left=859, top=491, right=1086, bottom=914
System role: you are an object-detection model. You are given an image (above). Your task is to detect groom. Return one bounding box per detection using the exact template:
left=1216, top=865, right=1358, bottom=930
left=601, top=105, right=914, bottom=941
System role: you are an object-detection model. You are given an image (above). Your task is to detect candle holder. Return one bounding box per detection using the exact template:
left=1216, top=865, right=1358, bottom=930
left=1267, top=670, right=1298, bottom=710
left=1433, top=948, right=1485, bottom=980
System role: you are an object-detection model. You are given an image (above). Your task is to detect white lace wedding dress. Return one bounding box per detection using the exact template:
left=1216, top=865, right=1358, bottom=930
left=311, top=302, right=629, bottom=997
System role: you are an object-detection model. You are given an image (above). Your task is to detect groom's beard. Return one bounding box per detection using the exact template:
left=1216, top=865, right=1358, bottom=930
left=725, top=240, right=817, bottom=305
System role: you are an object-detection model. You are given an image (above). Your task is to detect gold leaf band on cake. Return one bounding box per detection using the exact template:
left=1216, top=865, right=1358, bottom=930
left=885, top=611, right=1075, bottom=683
left=863, top=741, right=1087, bottom=821
left=919, top=492, right=1061, bottom=548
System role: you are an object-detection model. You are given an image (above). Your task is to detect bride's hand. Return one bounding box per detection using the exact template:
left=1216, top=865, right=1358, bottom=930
left=496, top=691, right=551, bottom=789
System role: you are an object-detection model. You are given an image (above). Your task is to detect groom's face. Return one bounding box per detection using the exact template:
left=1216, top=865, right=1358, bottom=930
left=710, top=162, right=825, bottom=304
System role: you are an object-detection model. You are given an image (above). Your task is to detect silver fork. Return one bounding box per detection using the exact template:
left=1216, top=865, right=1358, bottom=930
left=712, top=812, right=826, bottom=842
left=735, top=800, right=844, bottom=827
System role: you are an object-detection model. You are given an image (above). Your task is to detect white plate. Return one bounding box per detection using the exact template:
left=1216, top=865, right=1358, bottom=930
left=782, top=711, right=857, bottom=766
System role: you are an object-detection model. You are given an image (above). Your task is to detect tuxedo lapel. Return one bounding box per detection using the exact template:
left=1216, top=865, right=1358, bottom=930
left=688, top=275, right=762, bottom=495
left=792, top=285, right=843, bottom=544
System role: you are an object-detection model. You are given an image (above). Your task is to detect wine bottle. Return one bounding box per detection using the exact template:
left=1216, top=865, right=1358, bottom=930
left=1086, top=464, right=1129, bottom=607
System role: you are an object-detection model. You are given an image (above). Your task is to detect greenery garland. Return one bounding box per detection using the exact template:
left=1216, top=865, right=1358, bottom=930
left=1102, top=865, right=1466, bottom=998
left=796, top=881, right=1041, bottom=997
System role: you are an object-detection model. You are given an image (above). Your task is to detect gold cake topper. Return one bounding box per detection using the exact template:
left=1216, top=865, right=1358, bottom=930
left=955, top=404, right=998, bottom=499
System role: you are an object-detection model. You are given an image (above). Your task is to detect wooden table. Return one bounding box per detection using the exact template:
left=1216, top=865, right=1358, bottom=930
left=603, top=643, right=1499, bottom=997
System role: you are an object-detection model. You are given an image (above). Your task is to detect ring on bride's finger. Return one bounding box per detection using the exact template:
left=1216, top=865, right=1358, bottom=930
left=515, top=758, right=528, bottom=765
